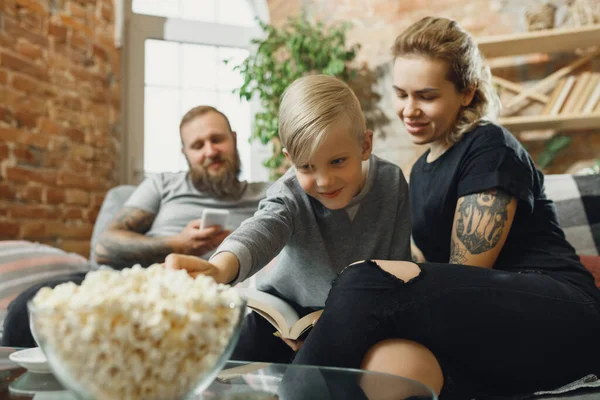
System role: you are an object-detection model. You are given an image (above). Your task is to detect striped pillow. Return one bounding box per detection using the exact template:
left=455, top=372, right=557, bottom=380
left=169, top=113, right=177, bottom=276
left=0, top=241, right=91, bottom=330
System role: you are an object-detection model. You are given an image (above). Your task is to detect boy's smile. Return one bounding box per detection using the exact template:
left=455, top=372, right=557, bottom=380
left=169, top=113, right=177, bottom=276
left=319, top=188, right=342, bottom=199
left=287, top=121, right=373, bottom=210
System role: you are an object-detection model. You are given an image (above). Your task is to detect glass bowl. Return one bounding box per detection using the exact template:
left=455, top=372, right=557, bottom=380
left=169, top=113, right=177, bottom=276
left=28, top=298, right=246, bottom=400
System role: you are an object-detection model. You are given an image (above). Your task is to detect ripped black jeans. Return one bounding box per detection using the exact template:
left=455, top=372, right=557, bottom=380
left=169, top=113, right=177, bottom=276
left=293, top=261, right=600, bottom=399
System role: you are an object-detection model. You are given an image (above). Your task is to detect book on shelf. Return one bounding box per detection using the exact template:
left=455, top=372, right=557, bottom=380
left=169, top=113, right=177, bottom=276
left=561, top=72, right=591, bottom=114
left=236, top=288, right=323, bottom=340
left=542, top=77, right=567, bottom=115
left=582, top=77, right=600, bottom=114
left=550, top=75, right=577, bottom=115
left=571, top=72, right=599, bottom=113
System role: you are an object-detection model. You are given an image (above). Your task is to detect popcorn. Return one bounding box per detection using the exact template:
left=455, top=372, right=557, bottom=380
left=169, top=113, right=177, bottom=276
left=31, top=264, right=242, bottom=400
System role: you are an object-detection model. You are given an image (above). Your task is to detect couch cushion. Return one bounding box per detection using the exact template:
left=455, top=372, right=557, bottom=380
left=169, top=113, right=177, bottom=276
left=89, top=185, right=136, bottom=263
left=544, top=174, right=600, bottom=256
left=0, top=240, right=91, bottom=334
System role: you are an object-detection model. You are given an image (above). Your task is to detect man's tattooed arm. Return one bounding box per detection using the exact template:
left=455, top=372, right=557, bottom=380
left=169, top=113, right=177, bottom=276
left=95, top=207, right=173, bottom=269
left=451, top=188, right=517, bottom=268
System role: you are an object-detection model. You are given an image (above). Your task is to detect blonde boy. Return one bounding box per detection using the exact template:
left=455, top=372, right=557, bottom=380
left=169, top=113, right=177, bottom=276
left=167, top=75, right=411, bottom=362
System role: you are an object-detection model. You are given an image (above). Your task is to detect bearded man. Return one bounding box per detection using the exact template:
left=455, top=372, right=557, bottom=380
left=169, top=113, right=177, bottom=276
left=2, top=106, right=269, bottom=347
left=94, top=105, right=270, bottom=269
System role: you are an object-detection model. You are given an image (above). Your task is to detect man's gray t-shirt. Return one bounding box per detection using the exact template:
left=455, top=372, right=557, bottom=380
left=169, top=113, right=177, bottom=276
left=125, top=172, right=270, bottom=258
left=216, top=155, right=412, bottom=309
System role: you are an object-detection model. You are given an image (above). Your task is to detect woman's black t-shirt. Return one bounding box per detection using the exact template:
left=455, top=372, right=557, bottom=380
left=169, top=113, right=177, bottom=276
left=409, top=123, right=598, bottom=298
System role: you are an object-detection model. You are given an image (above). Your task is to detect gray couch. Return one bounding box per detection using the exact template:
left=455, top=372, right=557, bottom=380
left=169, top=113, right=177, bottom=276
left=89, top=184, right=136, bottom=265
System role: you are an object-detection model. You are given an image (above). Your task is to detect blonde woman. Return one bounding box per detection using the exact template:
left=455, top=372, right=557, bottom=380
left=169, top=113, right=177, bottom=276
left=294, top=17, right=600, bottom=399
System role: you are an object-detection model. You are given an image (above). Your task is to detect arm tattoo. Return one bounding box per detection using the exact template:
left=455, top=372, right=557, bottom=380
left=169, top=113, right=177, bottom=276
left=456, top=189, right=511, bottom=254
left=449, top=238, right=468, bottom=264
left=95, top=207, right=172, bottom=269
left=108, top=207, right=155, bottom=233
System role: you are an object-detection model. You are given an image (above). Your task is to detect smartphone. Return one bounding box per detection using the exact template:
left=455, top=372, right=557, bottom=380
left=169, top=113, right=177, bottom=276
left=200, top=208, right=230, bottom=230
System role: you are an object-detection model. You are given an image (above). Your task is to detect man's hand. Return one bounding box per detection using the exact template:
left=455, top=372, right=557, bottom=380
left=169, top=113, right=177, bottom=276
left=165, top=252, right=240, bottom=284
left=169, top=218, right=231, bottom=257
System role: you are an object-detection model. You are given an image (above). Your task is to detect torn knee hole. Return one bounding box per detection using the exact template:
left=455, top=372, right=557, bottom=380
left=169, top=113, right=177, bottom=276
left=371, top=260, right=422, bottom=284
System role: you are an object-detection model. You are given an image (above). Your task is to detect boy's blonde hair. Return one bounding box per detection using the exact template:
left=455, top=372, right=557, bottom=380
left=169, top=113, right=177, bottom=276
left=279, top=75, right=366, bottom=166
left=392, top=17, right=501, bottom=144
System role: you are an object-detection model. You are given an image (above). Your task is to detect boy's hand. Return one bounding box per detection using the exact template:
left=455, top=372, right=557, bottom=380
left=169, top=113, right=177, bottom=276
left=165, top=252, right=240, bottom=284
left=165, top=254, right=225, bottom=283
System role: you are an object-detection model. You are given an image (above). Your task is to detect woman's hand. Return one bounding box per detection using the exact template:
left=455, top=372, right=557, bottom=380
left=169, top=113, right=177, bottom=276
left=281, top=338, right=305, bottom=352
left=280, top=317, right=319, bottom=352
left=411, top=238, right=426, bottom=263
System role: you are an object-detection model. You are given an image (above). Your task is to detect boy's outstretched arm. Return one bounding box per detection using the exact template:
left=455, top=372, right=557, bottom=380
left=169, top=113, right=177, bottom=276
left=166, top=187, right=296, bottom=284
left=213, top=188, right=296, bottom=284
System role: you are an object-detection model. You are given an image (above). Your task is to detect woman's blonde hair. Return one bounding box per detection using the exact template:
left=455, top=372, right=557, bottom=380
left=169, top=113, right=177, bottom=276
left=391, top=17, right=501, bottom=143
left=279, top=74, right=366, bottom=166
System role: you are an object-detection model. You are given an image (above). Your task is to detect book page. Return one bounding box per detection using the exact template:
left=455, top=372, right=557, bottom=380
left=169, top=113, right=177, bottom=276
left=289, top=309, right=323, bottom=340
left=236, top=288, right=300, bottom=336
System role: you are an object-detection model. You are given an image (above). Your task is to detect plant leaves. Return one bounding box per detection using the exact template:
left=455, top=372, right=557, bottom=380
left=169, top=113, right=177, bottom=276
left=536, top=134, right=572, bottom=169
left=226, top=15, right=360, bottom=176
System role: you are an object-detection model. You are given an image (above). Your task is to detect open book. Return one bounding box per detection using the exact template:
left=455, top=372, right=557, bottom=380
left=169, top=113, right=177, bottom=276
left=236, top=288, right=323, bottom=340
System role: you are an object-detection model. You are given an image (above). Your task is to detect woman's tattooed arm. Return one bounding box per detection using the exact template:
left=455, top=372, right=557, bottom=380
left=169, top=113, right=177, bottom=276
left=450, top=188, right=517, bottom=268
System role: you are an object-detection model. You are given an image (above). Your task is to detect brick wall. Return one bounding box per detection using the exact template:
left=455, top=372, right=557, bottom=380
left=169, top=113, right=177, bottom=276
left=0, top=0, right=120, bottom=256
left=266, top=0, right=302, bottom=27
left=266, top=0, right=599, bottom=175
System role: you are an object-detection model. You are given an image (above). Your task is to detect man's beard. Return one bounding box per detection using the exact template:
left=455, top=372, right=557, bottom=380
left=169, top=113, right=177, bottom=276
left=188, top=151, right=243, bottom=200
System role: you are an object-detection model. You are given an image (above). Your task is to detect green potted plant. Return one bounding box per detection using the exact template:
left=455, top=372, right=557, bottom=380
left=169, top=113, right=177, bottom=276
left=231, top=16, right=361, bottom=179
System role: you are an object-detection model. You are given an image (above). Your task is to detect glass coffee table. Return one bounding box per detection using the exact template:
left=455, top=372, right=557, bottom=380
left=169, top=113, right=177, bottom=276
left=1, top=346, right=437, bottom=399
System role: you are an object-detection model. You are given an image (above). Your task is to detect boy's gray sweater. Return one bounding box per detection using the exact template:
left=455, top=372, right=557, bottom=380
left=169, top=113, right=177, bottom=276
left=215, top=155, right=411, bottom=309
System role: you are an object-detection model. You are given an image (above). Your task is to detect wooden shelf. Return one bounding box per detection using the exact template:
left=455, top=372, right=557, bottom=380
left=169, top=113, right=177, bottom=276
left=499, top=113, right=600, bottom=131
left=477, top=24, right=600, bottom=58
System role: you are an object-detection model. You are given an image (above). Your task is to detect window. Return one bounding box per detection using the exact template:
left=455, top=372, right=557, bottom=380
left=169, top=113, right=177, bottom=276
left=132, top=0, right=257, bottom=26
left=143, top=40, right=251, bottom=175
left=124, top=0, right=269, bottom=183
